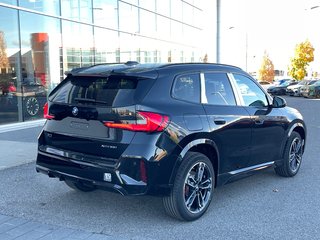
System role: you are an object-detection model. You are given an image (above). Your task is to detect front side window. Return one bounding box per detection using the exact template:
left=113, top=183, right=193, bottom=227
left=233, top=74, right=268, bottom=107
left=172, top=73, right=200, bottom=103
left=204, top=73, right=236, bottom=105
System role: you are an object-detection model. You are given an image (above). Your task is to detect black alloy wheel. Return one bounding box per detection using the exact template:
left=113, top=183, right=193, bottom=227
left=275, top=132, right=304, bottom=177
left=163, top=152, right=214, bottom=221
left=288, top=136, right=303, bottom=173
left=183, top=161, right=213, bottom=214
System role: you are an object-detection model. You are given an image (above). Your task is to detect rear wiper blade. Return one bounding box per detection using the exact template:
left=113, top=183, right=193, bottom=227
left=74, top=98, right=108, bottom=105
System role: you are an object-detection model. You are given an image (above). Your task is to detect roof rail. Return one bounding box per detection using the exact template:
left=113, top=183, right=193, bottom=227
left=125, top=61, right=139, bottom=66
left=158, top=62, right=243, bottom=70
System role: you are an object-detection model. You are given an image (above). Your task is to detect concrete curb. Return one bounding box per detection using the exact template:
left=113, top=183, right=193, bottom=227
left=0, top=119, right=46, bottom=133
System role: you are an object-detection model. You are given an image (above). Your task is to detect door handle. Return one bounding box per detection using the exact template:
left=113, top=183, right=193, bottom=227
left=255, top=119, right=264, bottom=125
left=214, top=118, right=226, bottom=125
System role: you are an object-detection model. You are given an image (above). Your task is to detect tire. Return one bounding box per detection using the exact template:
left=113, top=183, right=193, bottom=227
left=275, top=132, right=304, bottom=177
left=65, top=180, right=96, bottom=192
left=163, top=152, right=214, bottom=221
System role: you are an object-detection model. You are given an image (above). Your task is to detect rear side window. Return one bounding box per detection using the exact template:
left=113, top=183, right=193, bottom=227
left=49, top=76, right=154, bottom=107
left=204, top=73, right=236, bottom=105
left=172, top=73, right=200, bottom=103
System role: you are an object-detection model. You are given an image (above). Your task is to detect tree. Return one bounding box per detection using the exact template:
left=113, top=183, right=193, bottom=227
left=0, top=31, right=9, bottom=68
left=258, top=52, right=274, bottom=82
left=288, top=40, right=314, bottom=80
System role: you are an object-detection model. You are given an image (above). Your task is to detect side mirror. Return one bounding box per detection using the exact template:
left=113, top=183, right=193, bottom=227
left=272, top=96, right=287, bottom=108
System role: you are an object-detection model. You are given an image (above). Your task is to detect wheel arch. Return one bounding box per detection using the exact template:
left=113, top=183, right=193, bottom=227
left=283, top=122, right=307, bottom=158
left=169, top=138, right=220, bottom=187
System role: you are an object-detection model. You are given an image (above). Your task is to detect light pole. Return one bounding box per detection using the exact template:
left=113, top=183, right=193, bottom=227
left=245, top=32, right=248, bottom=71
left=227, top=26, right=248, bottom=71
left=216, top=0, right=221, bottom=63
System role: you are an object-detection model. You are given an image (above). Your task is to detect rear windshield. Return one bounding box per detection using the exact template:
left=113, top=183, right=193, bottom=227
left=49, top=75, right=154, bottom=107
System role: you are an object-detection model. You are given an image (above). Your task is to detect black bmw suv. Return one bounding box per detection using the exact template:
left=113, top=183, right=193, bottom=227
left=36, top=62, right=306, bottom=221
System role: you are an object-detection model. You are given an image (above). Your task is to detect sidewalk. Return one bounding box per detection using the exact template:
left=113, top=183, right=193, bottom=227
left=0, top=121, right=118, bottom=240
left=0, top=121, right=43, bottom=170
left=0, top=214, right=114, bottom=240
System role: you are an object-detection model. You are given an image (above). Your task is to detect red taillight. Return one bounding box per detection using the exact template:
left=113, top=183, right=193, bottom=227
left=104, top=111, right=169, bottom=132
left=43, top=102, right=55, bottom=119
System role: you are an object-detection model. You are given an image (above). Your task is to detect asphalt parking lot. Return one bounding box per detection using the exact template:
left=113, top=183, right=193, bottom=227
left=0, top=96, right=319, bottom=240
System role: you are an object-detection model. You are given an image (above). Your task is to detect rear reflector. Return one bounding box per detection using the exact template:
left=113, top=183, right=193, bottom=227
left=104, top=111, right=169, bottom=132
left=140, top=160, right=147, bottom=183
left=43, top=102, right=55, bottom=119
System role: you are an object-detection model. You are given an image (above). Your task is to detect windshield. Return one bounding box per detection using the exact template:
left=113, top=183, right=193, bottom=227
left=280, top=81, right=290, bottom=87
left=308, top=80, right=317, bottom=85
left=297, top=80, right=307, bottom=85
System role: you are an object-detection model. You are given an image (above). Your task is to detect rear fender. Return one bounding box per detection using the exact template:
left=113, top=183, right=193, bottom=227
left=169, top=138, right=219, bottom=185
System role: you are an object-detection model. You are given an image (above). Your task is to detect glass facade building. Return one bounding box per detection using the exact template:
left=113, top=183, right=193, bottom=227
left=0, top=0, right=213, bottom=125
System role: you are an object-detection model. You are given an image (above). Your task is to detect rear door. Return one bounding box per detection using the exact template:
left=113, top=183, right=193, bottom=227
left=202, top=72, right=253, bottom=174
left=43, top=75, right=155, bottom=159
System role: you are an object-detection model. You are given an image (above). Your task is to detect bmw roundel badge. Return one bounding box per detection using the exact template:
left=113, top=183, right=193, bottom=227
left=72, top=107, right=79, bottom=116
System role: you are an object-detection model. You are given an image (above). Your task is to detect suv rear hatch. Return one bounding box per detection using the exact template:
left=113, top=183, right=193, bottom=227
left=41, top=74, right=156, bottom=160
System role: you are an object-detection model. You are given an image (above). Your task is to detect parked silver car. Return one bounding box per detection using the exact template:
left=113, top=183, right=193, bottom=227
left=286, top=80, right=316, bottom=96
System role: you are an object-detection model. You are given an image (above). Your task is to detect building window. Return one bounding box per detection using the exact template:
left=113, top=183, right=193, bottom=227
left=61, top=0, right=93, bottom=23
left=0, top=0, right=206, bottom=125
left=19, top=11, right=62, bottom=121
left=0, top=7, right=19, bottom=124
left=93, top=0, right=118, bottom=31
left=18, top=0, right=60, bottom=16
left=62, top=20, right=94, bottom=71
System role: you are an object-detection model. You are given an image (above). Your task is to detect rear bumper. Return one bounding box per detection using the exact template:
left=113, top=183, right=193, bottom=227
left=36, top=149, right=148, bottom=195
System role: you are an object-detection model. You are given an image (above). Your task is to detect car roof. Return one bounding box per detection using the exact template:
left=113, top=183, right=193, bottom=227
left=68, top=62, right=244, bottom=79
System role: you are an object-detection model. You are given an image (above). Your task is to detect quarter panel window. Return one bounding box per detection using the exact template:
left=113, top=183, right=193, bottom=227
left=172, top=73, right=200, bottom=103
left=233, top=74, right=268, bottom=107
left=204, top=73, right=236, bottom=105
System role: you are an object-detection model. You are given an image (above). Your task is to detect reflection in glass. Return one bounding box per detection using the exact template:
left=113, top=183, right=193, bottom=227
left=119, top=33, right=139, bottom=63
left=62, top=20, right=94, bottom=71
left=94, top=27, right=119, bottom=63
left=171, top=20, right=182, bottom=43
left=156, top=15, right=170, bottom=41
left=171, top=0, right=182, bottom=21
left=93, top=0, right=118, bottom=30
left=122, top=0, right=138, bottom=5
left=18, top=0, right=60, bottom=16
left=119, top=2, right=139, bottom=34
left=1, top=0, right=17, bottom=5
left=20, top=11, right=61, bottom=121
left=140, top=9, right=156, bottom=36
left=61, top=0, right=92, bottom=23
left=139, top=0, right=155, bottom=11
left=156, top=0, right=170, bottom=17
left=182, top=2, right=194, bottom=26
left=0, top=7, right=19, bottom=124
